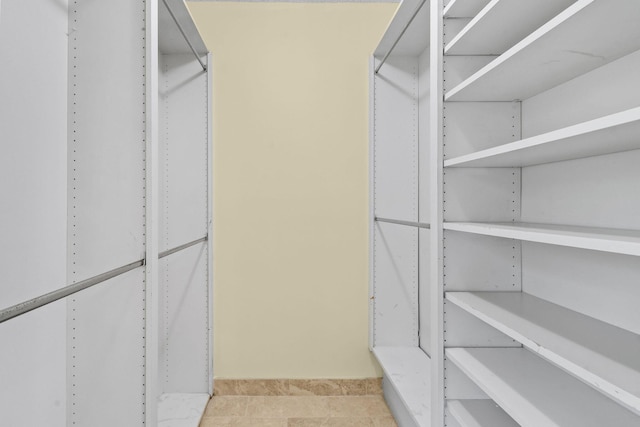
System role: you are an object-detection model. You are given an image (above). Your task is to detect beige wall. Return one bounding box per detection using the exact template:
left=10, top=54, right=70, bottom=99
left=188, top=1, right=397, bottom=379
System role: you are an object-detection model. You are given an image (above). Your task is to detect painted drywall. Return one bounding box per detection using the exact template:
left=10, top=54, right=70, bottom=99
left=188, top=2, right=397, bottom=378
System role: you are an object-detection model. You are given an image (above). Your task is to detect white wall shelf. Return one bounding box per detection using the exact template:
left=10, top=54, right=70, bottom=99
left=159, top=0, right=208, bottom=56
left=443, top=0, right=490, bottom=18
left=374, top=0, right=429, bottom=59
left=444, top=107, right=640, bottom=168
left=374, top=347, right=431, bottom=427
left=370, top=2, right=432, bottom=423
left=157, top=2, right=213, bottom=425
left=447, top=291, right=640, bottom=414
left=447, top=399, right=518, bottom=427
left=445, top=0, right=640, bottom=101
left=447, top=348, right=640, bottom=427
left=445, top=0, right=573, bottom=56
left=444, top=222, right=640, bottom=256
left=158, top=393, right=210, bottom=427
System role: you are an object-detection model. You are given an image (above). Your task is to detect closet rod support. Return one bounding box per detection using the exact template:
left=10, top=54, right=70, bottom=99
left=374, top=0, right=427, bottom=74
left=375, top=217, right=430, bottom=229
left=161, top=0, right=207, bottom=71
left=159, top=236, right=208, bottom=259
left=0, top=259, right=145, bottom=324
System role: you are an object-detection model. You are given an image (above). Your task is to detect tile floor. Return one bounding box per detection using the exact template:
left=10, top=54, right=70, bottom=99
left=199, top=392, right=398, bottom=426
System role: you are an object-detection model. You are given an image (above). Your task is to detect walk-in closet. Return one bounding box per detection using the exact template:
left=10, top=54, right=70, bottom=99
left=2, top=0, right=639, bottom=426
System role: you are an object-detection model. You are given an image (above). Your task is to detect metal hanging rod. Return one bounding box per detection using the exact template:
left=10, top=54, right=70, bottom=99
left=0, top=259, right=144, bottom=324
left=375, top=217, right=431, bottom=229
left=0, top=235, right=209, bottom=324
left=375, top=0, right=428, bottom=74
left=159, top=236, right=208, bottom=259
left=161, top=0, right=207, bottom=71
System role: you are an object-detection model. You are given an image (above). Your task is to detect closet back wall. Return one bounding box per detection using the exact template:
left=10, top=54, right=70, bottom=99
left=188, top=1, right=396, bottom=378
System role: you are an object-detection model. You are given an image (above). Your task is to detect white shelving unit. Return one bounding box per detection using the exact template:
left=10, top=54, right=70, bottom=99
left=370, top=0, right=431, bottom=425
left=0, top=1, right=212, bottom=426
left=373, top=0, right=640, bottom=426
left=436, top=0, right=640, bottom=425
left=157, top=1, right=212, bottom=425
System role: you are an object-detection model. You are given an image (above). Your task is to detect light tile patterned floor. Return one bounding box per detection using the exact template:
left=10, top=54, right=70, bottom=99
left=199, top=395, right=398, bottom=426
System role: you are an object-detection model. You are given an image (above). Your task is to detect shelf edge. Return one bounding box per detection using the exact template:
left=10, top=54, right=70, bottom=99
left=443, top=222, right=640, bottom=257
left=444, top=107, right=640, bottom=167
left=444, top=0, right=594, bottom=101
left=446, top=292, right=640, bottom=415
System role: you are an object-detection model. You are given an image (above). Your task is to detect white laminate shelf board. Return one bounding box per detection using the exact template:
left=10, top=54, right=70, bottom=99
left=445, top=0, right=640, bottom=101
left=373, top=346, right=431, bottom=426
left=447, top=291, right=640, bottom=414
left=446, top=348, right=640, bottom=427
left=443, top=222, right=640, bottom=256
left=159, top=0, right=208, bottom=55
left=448, top=400, right=519, bottom=427
left=158, top=393, right=210, bottom=427
left=443, top=0, right=490, bottom=18
left=444, top=107, right=640, bottom=167
left=373, top=0, right=429, bottom=58
left=445, top=0, right=574, bottom=55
